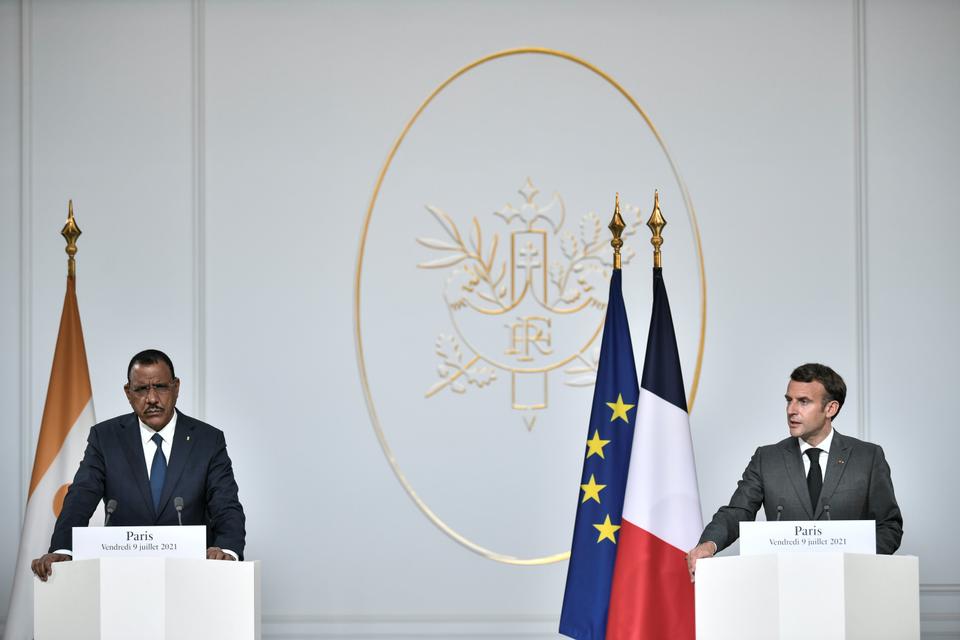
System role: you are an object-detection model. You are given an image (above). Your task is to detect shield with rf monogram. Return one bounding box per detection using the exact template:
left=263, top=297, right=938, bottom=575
left=419, top=178, right=647, bottom=431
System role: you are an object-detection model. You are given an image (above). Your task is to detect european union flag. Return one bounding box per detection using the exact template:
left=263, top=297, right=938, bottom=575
left=559, top=268, right=639, bottom=639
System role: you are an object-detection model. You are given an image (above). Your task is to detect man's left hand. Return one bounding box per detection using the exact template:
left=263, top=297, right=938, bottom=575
left=206, top=547, right=236, bottom=560
left=685, top=541, right=717, bottom=583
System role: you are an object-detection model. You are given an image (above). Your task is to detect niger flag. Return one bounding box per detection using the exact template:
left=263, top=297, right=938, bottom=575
left=4, top=275, right=98, bottom=640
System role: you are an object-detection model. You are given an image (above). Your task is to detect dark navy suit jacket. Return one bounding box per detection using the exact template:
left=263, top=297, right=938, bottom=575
left=699, top=430, right=903, bottom=555
left=50, top=410, right=246, bottom=559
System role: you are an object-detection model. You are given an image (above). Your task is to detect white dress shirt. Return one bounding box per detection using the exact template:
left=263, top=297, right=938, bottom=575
left=799, top=426, right=834, bottom=482
left=141, top=412, right=177, bottom=476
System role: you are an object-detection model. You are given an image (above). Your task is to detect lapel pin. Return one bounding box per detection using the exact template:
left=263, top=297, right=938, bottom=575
left=186, top=435, right=190, bottom=442
left=837, top=458, right=844, bottom=464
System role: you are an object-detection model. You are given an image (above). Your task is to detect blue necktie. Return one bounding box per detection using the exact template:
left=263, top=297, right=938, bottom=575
left=150, top=433, right=167, bottom=511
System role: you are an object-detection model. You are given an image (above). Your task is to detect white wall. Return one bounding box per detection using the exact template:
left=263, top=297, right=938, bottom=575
left=1, top=1, right=957, bottom=638
left=865, top=2, right=960, bottom=634
left=0, top=0, right=25, bottom=623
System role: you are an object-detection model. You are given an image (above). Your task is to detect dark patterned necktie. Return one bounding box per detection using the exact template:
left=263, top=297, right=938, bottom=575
left=806, top=448, right=823, bottom=510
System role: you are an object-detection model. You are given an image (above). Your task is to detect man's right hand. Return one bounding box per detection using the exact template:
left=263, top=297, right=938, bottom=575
left=31, top=553, right=71, bottom=582
left=685, top=541, right=717, bottom=583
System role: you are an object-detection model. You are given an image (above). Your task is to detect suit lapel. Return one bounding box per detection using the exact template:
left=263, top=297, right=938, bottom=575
left=157, top=411, right=196, bottom=515
left=781, top=438, right=814, bottom=518
left=119, top=413, right=157, bottom=517
left=816, top=430, right=852, bottom=518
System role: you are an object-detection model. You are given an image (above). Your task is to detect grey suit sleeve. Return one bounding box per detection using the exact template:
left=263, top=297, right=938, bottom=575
left=869, top=445, right=903, bottom=554
left=699, top=447, right=765, bottom=552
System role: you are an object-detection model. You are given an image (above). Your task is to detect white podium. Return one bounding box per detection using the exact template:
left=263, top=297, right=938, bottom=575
left=34, top=558, right=261, bottom=640
left=695, top=553, right=919, bottom=640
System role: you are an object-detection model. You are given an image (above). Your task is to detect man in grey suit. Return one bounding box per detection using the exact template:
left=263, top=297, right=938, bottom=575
left=686, top=363, right=902, bottom=580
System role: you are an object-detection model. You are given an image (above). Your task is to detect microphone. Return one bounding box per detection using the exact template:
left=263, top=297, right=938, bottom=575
left=174, top=497, right=184, bottom=526
left=104, top=499, right=118, bottom=526
left=776, top=503, right=783, bottom=522
left=823, top=504, right=831, bottom=521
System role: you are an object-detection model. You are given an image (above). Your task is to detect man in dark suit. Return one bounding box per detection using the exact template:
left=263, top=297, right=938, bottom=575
left=686, top=363, right=902, bottom=580
left=31, top=349, right=246, bottom=580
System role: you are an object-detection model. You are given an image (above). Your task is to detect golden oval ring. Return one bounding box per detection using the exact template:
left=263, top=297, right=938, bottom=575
left=354, top=47, right=707, bottom=565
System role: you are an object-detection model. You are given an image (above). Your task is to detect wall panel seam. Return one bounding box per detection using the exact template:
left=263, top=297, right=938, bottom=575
left=18, top=0, right=33, bottom=520
left=853, top=0, right=870, bottom=442
left=191, top=0, right=207, bottom=419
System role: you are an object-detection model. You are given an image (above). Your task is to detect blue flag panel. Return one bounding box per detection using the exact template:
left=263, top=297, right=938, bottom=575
left=559, top=269, right=640, bottom=640
left=640, top=267, right=687, bottom=411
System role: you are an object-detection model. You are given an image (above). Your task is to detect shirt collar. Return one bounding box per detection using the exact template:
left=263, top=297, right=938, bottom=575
left=139, top=411, right=178, bottom=446
left=799, top=425, right=834, bottom=456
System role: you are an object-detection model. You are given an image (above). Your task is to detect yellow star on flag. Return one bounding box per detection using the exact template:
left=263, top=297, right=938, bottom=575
left=593, top=514, right=621, bottom=543
left=585, top=430, right=610, bottom=459
left=606, top=393, right=636, bottom=423
left=580, top=474, right=606, bottom=504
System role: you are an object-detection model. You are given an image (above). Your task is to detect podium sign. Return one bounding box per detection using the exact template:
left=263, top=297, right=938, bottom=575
left=73, top=525, right=206, bottom=560
left=740, top=520, right=875, bottom=555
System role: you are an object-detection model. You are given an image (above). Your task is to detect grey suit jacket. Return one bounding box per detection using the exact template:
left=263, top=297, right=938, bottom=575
left=699, top=430, right=902, bottom=554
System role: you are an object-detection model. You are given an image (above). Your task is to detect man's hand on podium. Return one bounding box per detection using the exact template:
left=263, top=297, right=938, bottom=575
left=31, top=553, right=71, bottom=581
left=206, top=546, right=236, bottom=560
left=685, top=541, right=717, bottom=583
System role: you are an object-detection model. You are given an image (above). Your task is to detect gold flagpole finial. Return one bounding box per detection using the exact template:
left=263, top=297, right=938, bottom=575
left=608, top=192, right=625, bottom=270
left=646, top=190, right=666, bottom=269
left=61, top=200, right=82, bottom=278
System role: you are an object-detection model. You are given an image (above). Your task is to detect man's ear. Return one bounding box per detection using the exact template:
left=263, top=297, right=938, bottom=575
left=826, top=400, right=839, bottom=419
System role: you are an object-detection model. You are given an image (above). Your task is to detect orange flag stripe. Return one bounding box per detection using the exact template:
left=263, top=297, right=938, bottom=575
left=28, top=276, right=93, bottom=497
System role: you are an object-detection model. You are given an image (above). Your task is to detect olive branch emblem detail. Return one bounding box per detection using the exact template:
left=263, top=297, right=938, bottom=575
left=416, top=179, right=645, bottom=429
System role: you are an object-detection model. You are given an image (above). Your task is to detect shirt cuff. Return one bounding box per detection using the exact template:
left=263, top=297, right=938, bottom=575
left=222, top=549, right=239, bottom=560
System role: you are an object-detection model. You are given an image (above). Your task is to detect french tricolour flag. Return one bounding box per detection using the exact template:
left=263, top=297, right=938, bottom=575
left=606, top=266, right=703, bottom=639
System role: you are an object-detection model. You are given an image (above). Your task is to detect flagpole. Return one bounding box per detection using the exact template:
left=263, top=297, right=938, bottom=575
left=559, top=194, right=640, bottom=639
left=647, top=190, right=665, bottom=268
left=608, top=193, right=625, bottom=270
left=5, top=200, right=97, bottom=640
left=604, top=190, right=702, bottom=639
left=61, top=199, right=82, bottom=278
